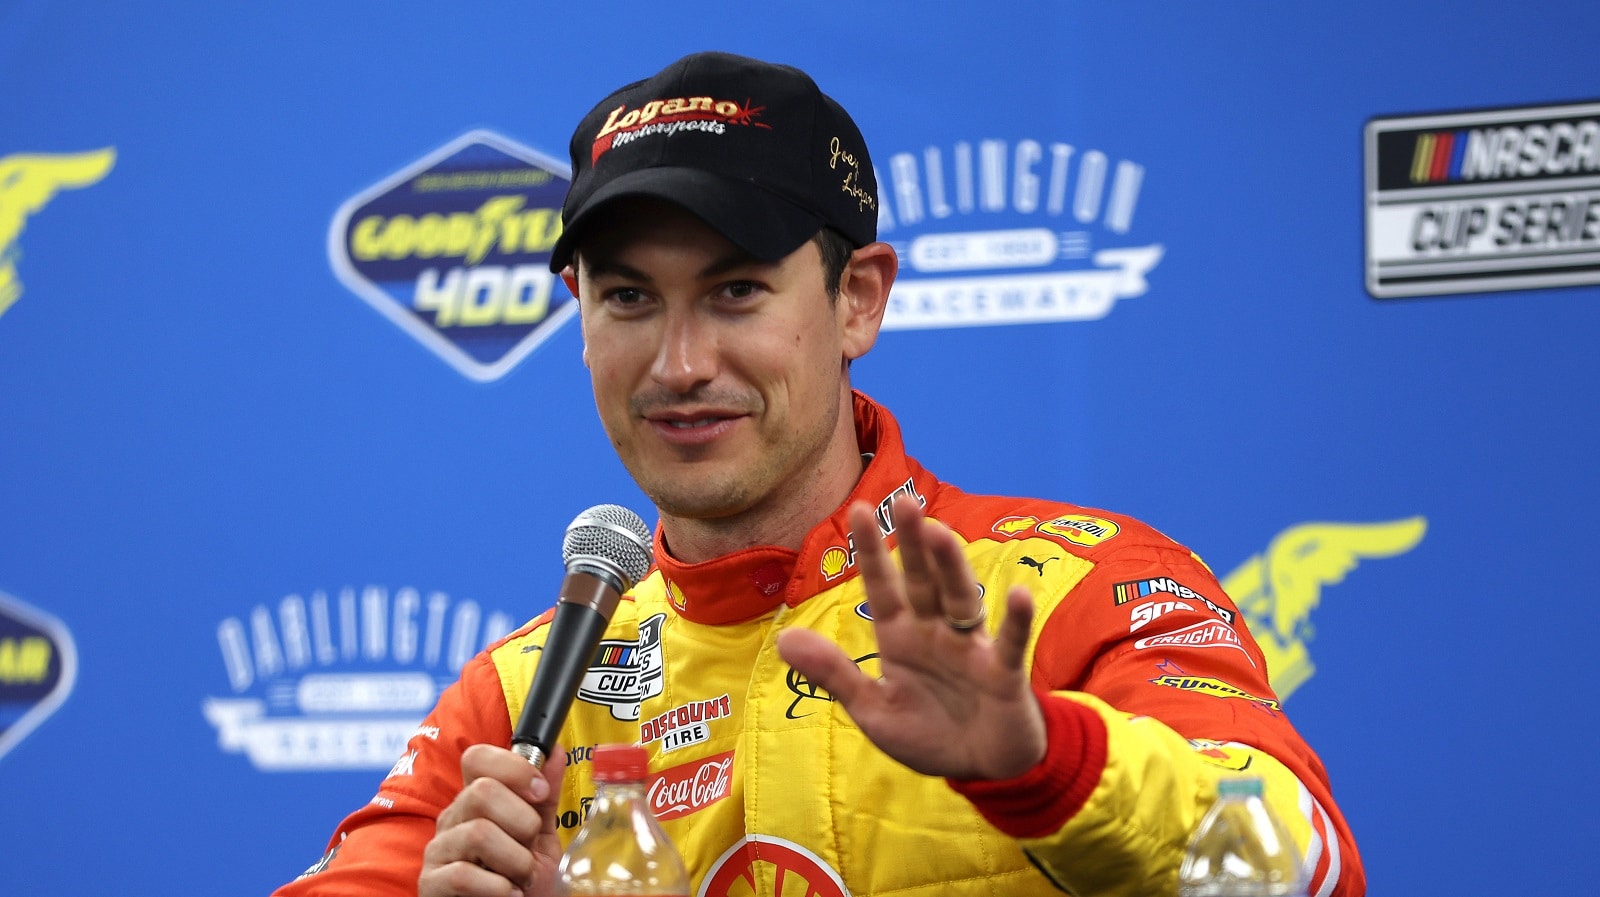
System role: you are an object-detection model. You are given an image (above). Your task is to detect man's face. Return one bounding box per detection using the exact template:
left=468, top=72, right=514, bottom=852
left=569, top=200, right=860, bottom=526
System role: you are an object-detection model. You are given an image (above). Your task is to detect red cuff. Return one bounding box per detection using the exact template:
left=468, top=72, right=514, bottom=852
left=946, top=690, right=1108, bottom=839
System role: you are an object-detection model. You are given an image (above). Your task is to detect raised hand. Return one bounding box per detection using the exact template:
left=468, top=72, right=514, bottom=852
left=776, top=496, right=1047, bottom=781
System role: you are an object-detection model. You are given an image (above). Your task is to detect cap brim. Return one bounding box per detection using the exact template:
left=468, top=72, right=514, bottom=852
left=549, top=167, right=826, bottom=272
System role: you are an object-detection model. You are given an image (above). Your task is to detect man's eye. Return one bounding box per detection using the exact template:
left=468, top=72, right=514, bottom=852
left=722, top=281, right=760, bottom=300
left=607, top=288, right=646, bottom=306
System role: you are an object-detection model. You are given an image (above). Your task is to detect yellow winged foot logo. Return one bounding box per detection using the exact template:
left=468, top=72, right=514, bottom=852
left=0, top=148, right=117, bottom=318
left=1223, top=517, right=1426, bottom=700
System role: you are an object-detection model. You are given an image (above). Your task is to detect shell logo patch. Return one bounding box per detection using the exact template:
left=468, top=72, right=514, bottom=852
left=819, top=546, right=851, bottom=580
left=991, top=515, right=1039, bottom=537
left=699, top=834, right=850, bottom=897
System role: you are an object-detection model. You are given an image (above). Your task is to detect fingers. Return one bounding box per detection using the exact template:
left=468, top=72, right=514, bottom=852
left=995, top=584, right=1037, bottom=671
left=775, top=628, right=879, bottom=711
left=529, top=744, right=569, bottom=872
left=854, top=496, right=983, bottom=628
left=419, top=743, right=560, bottom=897
left=848, top=501, right=911, bottom=624
left=921, top=512, right=984, bottom=630
left=882, top=497, right=938, bottom=617
left=418, top=857, right=525, bottom=897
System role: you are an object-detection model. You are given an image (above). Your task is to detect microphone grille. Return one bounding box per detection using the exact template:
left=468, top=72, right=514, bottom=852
left=562, top=504, right=653, bottom=590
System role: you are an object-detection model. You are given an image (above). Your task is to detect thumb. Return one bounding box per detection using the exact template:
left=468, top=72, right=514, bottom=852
left=530, top=744, right=569, bottom=858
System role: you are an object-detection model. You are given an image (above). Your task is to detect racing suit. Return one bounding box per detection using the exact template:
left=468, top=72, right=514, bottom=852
left=276, top=392, right=1364, bottom=897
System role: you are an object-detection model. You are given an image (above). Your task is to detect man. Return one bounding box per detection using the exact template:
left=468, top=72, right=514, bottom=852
left=278, top=51, right=1364, bottom=897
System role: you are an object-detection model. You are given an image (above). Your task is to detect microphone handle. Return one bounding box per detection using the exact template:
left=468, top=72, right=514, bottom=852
left=511, top=573, right=620, bottom=769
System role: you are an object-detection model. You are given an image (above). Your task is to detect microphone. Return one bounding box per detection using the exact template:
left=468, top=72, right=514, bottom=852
left=512, top=504, right=653, bottom=769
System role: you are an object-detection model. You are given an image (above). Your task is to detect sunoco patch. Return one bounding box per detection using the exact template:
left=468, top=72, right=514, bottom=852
left=329, top=130, right=575, bottom=381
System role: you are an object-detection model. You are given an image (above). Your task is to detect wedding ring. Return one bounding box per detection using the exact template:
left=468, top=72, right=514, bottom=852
left=944, top=605, right=987, bottom=632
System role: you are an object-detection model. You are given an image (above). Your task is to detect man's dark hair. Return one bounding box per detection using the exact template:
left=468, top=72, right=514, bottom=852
left=812, top=227, right=854, bottom=301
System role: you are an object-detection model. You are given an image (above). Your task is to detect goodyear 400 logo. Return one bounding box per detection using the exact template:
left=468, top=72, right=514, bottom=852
left=330, top=130, right=574, bottom=381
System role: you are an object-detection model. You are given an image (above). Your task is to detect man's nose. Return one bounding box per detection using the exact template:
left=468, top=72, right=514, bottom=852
left=650, top=308, right=719, bottom=393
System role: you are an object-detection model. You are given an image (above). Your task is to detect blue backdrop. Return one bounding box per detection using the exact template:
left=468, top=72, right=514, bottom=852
left=2, top=1, right=1597, bottom=893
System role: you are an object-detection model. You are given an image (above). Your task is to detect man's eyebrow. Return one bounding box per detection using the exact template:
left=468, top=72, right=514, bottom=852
left=581, top=257, right=652, bottom=283
left=698, top=250, right=770, bottom=280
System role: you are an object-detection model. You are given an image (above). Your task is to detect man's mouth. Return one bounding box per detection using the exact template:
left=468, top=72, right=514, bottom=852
left=644, top=409, right=746, bottom=445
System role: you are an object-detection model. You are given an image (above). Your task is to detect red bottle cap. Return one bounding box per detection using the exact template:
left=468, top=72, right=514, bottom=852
left=591, top=743, right=649, bottom=783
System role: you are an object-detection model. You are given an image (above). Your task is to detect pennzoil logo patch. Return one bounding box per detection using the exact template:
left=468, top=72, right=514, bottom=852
left=1038, top=514, right=1119, bottom=547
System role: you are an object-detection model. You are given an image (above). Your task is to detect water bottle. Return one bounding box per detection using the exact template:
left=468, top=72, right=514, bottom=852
left=1177, top=776, right=1306, bottom=897
left=556, top=743, right=690, bottom=896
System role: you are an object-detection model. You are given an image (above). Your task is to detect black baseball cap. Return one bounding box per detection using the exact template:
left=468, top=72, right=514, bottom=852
left=548, top=51, right=879, bottom=273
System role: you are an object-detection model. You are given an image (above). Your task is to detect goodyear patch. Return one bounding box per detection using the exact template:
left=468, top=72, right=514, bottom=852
left=0, top=589, right=77, bottom=763
left=329, top=130, right=574, bottom=381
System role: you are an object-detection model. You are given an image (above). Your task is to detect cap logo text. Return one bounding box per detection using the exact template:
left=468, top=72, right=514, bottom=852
left=592, top=97, right=769, bottom=163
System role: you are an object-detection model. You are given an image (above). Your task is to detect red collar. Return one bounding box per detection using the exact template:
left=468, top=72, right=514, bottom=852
left=650, top=391, right=941, bottom=625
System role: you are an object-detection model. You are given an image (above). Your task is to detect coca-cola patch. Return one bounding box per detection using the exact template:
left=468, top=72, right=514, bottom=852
left=647, top=749, right=734, bottom=821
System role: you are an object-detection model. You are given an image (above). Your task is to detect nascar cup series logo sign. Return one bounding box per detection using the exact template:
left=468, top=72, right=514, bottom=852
left=202, top=585, right=514, bottom=771
left=329, top=130, right=574, bottom=381
left=1365, top=100, right=1600, bottom=297
left=875, top=137, right=1162, bottom=328
left=0, top=590, right=77, bottom=763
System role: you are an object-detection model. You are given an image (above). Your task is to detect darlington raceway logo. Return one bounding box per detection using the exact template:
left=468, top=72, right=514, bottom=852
left=0, top=589, right=77, bottom=763
left=1365, top=99, right=1600, bottom=297
left=0, top=148, right=116, bottom=320
left=202, top=585, right=515, bottom=771
left=329, top=131, right=574, bottom=381
left=875, top=136, right=1162, bottom=329
left=1222, top=517, right=1426, bottom=701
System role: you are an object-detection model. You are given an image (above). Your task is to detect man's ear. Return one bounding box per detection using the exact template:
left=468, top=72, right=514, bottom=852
left=561, top=264, right=589, bottom=368
left=837, top=242, right=897, bottom=361
left=560, top=264, right=580, bottom=301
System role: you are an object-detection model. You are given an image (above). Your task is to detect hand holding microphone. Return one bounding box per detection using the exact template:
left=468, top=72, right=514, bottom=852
left=419, top=504, right=651, bottom=897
